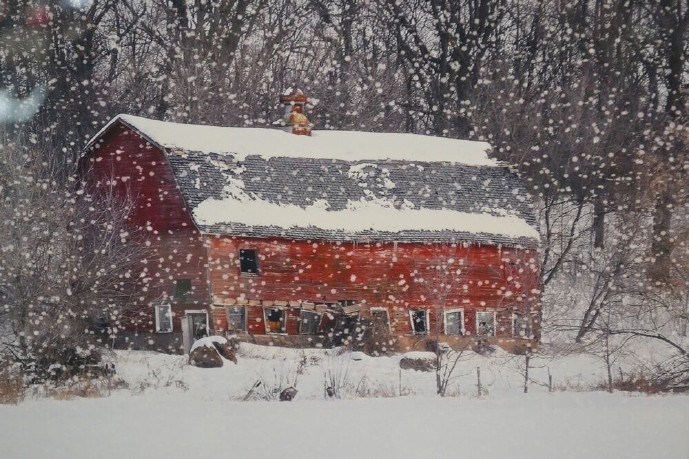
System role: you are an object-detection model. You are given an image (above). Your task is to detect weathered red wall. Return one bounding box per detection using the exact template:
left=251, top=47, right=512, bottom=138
left=79, top=122, right=210, bottom=334
left=208, top=236, right=539, bottom=338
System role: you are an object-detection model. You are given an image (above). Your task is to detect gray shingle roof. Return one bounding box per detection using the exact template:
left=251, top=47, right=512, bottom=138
left=166, top=151, right=539, bottom=247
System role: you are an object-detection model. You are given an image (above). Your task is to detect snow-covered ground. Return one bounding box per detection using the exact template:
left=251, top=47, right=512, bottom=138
left=1, top=344, right=688, bottom=458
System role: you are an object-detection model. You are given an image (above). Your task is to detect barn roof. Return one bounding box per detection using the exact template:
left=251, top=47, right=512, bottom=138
left=91, top=115, right=540, bottom=246
left=90, top=114, right=495, bottom=166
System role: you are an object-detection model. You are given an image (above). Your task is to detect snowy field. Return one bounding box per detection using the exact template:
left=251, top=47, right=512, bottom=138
left=1, top=344, right=688, bottom=459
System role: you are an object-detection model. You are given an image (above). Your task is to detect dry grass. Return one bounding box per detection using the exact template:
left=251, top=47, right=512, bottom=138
left=45, top=377, right=129, bottom=400
left=0, top=370, right=25, bottom=405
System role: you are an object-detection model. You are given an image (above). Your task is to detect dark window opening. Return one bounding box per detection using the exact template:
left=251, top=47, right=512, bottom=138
left=371, top=309, right=390, bottom=326
left=189, top=313, right=208, bottom=340
left=173, top=279, right=192, bottom=300
left=299, top=310, right=321, bottom=334
left=513, top=313, right=531, bottom=338
left=410, top=309, right=427, bottom=334
left=371, top=308, right=390, bottom=336
left=239, top=249, right=259, bottom=274
left=265, top=307, right=286, bottom=333
left=226, top=306, right=246, bottom=332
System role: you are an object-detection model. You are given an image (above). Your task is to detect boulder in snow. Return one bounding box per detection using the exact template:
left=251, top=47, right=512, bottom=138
left=189, top=345, right=223, bottom=368
left=399, top=352, right=436, bottom=372
left=189, top=336, right=237, bottom=368
left=279, top=386, right=298, bottom=401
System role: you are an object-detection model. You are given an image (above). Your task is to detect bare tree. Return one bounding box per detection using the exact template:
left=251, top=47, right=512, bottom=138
left=0, top=143, right=148, bottom=378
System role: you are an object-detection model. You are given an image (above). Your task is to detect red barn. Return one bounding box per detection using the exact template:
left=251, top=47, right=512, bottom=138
left=79, top=114, right=540, bottom=353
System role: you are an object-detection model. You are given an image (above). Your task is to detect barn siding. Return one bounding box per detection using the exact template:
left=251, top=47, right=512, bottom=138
left=208, top=236, right=539, bottom=339
left=247, top=305, right=266, bottom=334
left=79, top=123, right=210, bottom=334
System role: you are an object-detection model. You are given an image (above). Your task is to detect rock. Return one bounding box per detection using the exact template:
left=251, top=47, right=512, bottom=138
left=279, top=386, right=298, bottom=401
left=189, top=345, right=223, bottom=368
left=399, top=356, right=435, bottom=372
left=189, top=336, right=237, bottom=365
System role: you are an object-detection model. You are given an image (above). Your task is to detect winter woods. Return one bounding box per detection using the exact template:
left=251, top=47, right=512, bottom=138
left=0, top=0, right=688, bottom=388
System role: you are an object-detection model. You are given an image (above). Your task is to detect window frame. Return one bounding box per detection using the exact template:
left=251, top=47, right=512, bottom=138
left=512, top=312, right=531, bottom=338
left=443, top=308, right=465, bottom=335
left=154, top=304, right=173, bottom=333
left=409, top=309, right=429, bottom=335
left=476, top=311, right=496, bottom=337
left=299, top=310, right=322, bottom=335
left=173, top=279, right=192, bottom=301
left=263, top=307, right=287, bottom=334
left=184, top=309, right=211, bottom=340
left=225, top=305, right=246, bottom=333
left=370, top=307, right=391, bottom=334
left=239, top=248, right=260, bottom=275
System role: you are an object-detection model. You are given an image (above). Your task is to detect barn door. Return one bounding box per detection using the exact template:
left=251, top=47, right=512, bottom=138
left=182, top=312, right=208, bottom=353
left=182, top=315, right=194, bottom=354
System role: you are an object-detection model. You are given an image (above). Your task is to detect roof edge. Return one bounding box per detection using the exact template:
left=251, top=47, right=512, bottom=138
left=83, top=114, right=167, bottom=154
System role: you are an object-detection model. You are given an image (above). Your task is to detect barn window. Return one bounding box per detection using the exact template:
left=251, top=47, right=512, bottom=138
left=264, top=307, right=286, bottom=333
left=512, top=312, right=531, bottom=338
left=409, top=309, right=428, bottom=335
left=299, top=310, right=321, bottom=334
left=225, top=306, right=246, bottom=332
left=476, top=311, right=496, bottom=336
left=239, top=249, right=259, bottom=274
left=444, top=309, right=464, bottom=335
left=338, top=300, right=357, bottom=307
left=173, top=279, right=192, bottom=300
left=370, top=307, right=390, bottom=333
left=155, top=304, right=173, bottom=333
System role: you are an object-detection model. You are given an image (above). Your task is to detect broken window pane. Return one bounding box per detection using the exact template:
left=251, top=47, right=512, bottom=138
left=299, top=310, right=321, bottom=334
left=476, top=311, right=495, bottom=336
left=265, top=307, right=286, bottom=333
left=410, top=309, right=427, bottom=334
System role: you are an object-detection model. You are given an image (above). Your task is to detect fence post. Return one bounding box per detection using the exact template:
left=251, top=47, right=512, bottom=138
left=399, top=367, right=402, bottom=397
left=476, top=367, right=482, bottom=397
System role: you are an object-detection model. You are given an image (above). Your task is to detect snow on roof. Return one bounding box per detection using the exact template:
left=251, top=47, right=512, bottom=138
left=88, top=114, right=539, bottom=245
left=93, top=114, right=495, bottom=166
left=193, top=194, right=539, bottom=240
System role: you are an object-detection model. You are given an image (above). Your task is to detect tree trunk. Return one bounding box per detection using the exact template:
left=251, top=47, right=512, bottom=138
left=650, top=191, right=673, bottom=283
left=593, top=195, right=605, bottom=249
